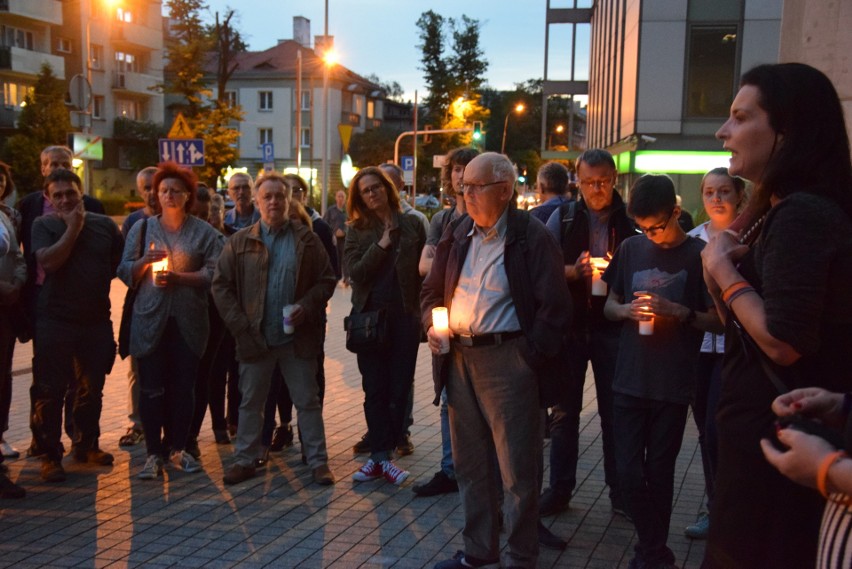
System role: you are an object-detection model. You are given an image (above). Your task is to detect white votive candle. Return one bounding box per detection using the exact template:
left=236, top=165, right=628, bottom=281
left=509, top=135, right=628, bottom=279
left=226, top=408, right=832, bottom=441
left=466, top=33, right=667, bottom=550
left=590, top=257, right=609, bottom=296
left=151, top=257, right=169, bottom=286
left=432, top=307, right=450, bottom=354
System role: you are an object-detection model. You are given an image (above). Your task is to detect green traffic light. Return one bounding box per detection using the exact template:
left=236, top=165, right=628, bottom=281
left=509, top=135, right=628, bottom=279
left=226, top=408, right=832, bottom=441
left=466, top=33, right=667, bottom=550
left=472, top=121, right=482, bottom=141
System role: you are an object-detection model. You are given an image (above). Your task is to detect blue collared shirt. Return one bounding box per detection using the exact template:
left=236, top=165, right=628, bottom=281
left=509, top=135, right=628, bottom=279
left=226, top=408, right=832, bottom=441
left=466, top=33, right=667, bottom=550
left=260, top=220, right=297, bottom=347
left=449, top=208, right=521, bottom=334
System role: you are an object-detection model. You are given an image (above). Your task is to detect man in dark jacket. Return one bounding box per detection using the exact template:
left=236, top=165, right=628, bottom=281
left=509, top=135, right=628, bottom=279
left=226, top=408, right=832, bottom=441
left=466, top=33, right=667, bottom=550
left=422, top=153, right=570, bottom=569
left=542, top=148, right=637, bottom=517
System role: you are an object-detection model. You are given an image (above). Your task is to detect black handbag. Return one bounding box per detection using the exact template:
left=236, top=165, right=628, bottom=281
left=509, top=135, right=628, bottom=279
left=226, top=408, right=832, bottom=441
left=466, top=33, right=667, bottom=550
left=118, top=219, right=147, bottom=359
left=343, top=309, right=388, bottom=354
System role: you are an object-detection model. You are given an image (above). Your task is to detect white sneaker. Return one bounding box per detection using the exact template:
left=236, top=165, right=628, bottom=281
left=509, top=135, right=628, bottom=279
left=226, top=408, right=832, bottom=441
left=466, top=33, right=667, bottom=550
left=138, top=455, right=164, bottom=480
left=172, top=450, right=202, bottom=473
left=0, top=440, right=20, bottom=459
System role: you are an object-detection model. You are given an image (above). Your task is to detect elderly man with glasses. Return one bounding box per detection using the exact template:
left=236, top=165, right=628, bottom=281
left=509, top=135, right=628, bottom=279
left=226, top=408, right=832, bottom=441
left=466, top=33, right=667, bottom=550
left=422, top=152, right=570, bottom=569
left=224, top=172, right=259, bottom=234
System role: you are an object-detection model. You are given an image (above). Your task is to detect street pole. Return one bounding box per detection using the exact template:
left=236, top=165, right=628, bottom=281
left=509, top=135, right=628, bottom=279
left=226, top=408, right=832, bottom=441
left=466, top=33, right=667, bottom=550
left=296, top=49, right=302, bottom=173
left=320, top=0, right=329, bottom=216
left=501, top=111, right=511, bottom=155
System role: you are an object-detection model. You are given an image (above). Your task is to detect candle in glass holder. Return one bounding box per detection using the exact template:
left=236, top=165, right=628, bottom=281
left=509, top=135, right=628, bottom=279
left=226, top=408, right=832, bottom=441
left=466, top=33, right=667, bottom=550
left=590, top=257, right=610, bottom=296
left=432, top=307, right=450, bottom=354
left=635, top=293, right=654, bottom=335
left=151, top=257, right=169, bottom=286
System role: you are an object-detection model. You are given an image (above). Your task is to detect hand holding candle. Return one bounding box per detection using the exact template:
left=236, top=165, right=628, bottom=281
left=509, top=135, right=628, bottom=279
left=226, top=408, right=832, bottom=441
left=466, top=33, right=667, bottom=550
left=149, top=242, right=170, bottom=287
left=590, top=257, right=610, bottom=296
left=432, top=307, right=450, bottom=354
left=634, top=292, right=655, bottom=335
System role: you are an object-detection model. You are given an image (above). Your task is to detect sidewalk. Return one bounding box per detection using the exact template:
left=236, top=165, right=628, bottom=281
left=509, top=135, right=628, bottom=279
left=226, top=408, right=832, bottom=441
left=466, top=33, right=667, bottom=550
left=0, top=279, right=707, bottom=568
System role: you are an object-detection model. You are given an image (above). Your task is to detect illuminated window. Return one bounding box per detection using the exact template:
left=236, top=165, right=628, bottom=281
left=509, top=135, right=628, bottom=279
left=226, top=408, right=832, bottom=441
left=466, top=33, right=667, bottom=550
left=116, top=8, right=133, bottom=23
left=116, top=99, right=140, bottom=120
left=2, top=82, right=32, bottom=108
left=115, top=51, right=138, bottom=73
left=90, top=44, right=103, bottom=69
left=367, top=100, right=375, bottom=119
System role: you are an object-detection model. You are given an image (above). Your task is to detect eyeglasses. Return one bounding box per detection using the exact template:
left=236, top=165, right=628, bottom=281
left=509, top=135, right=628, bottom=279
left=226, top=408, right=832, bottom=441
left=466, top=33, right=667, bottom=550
left=459, top=181, right=504, bottom=195
left=637, top=210, right=674, bottom=236
left=578, top=179, right=612, bottom=190
left=229, top=184, right=252, bottom=193
left=360, top=183, right=384, bottom=197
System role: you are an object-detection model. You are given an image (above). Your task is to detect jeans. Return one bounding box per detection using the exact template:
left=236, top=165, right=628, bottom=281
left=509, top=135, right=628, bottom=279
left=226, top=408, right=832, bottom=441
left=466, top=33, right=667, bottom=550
left=613, top=392, right=688, bottom=565
left=356, top=311, right=419, bottom=463
left=126, top=357, right=141, bottom=430
left=190, top=300, right=226, bottom=439
left=440, top=388, right=454, bottom=478
left=137, top=318, right=200, bottom=457
left=31, top=319, right=115, bottom=460
left=447, top=336, right=540, bottom=568
left=548, top=328, right=620, bottom=499
left=692, top=352, right=723, bottom=510
left=236, top=342, right=327, bottom=469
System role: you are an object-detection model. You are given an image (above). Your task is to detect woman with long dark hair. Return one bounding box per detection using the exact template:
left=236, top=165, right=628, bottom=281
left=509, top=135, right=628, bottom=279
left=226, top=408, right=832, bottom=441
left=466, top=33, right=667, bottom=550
left=701, top=63, right=852, bottom=568
left=345, top=166, right=425, bottom=485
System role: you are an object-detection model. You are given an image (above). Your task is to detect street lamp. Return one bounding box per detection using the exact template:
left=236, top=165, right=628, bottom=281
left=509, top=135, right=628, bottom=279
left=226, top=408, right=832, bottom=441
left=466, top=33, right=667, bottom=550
left=501, top=103, right=525, bottom=155
left=548, top=124, right=565, bottom=149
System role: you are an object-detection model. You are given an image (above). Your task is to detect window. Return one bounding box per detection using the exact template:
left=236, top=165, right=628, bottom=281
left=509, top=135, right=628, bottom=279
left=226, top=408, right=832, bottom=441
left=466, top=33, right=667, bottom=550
left=2, top=81, right=32, bottom=108
left=115, top=51, right=138, bottom=73
left=367, top=100, right=375, bottom=119
left=90, top=44, right=103, bottom=69
left=685, top=26, right=738, bottom=118
left=1, top=26, right=34, bottom=50
left=93, top=96, right=104, bottom=119
left=224, top=90, right=237, bottom=107
left=259, top=128, right=273, bottom=145
left=300, top=128, right=311, bottom=148
left=116, top=99, right=141, bottom=120
left=300, top=90, right=311, bottom=110
left=354, top=95, right=364, bottom=117
left=259, top=91, right=273, bottom=111
left=57, top=37, right=72, bottom=53
left=116, top=8, right=133, bottom=23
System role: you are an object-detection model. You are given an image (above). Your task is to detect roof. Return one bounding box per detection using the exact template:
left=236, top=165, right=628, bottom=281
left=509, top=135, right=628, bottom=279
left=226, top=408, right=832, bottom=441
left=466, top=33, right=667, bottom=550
left=205, top=40, right=382, bottom=93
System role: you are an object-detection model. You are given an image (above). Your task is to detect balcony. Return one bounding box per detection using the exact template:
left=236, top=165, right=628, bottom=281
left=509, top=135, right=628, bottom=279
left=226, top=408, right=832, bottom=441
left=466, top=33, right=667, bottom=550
left=366, top=118, right=382, bottom=130
left=110, top=21, right=162, bottom=52
left=112, top=71, right=158, bottom=96
left=340, top=111, right=361, bottom=127
left=0, top=0, right=62, bottom=26
left=0, top=46, right=65, bottom=79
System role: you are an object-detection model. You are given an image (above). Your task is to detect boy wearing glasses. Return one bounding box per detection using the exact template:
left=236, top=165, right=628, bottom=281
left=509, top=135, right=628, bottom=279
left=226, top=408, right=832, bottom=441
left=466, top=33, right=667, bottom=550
left=602, top=174, right=720, bottom=569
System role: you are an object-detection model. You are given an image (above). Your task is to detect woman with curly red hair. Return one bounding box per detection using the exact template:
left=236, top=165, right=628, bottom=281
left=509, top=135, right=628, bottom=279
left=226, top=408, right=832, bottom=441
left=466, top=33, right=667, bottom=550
left=118, top=162, right=224, bottom=480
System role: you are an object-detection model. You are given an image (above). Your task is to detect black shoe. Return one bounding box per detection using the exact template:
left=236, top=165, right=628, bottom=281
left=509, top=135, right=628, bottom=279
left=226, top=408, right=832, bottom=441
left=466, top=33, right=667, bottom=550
left=539, top=487, right=571, bottom=517
left=0, top=473, right=25, bottom=499
left=185, top=437, right=201, bottom=460
left=270, top=424, right=293, bottom=451
left=412, top=471, right=458, bottom=497
left=395, top=434, right=414, bottom=457
left=213, top=429, right=231, bottom=445
left=352, top=432, right=370, bottom=454
left=434, top=550, right=500, bottom=569
left=254, top=447, right=270, bottom=470
left=538, top=521, right=567, bottom=551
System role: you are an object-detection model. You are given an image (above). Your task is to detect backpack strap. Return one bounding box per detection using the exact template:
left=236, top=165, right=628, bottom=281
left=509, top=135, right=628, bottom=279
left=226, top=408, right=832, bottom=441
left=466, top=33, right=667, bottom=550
left=559, top=200, right=577, bottom=244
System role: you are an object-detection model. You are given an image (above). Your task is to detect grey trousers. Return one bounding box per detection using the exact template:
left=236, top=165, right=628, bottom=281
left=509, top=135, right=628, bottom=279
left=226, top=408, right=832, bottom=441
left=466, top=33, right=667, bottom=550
left=235, top=343, right=328, bottom=469
left=447, top=336, right=541, bottom=569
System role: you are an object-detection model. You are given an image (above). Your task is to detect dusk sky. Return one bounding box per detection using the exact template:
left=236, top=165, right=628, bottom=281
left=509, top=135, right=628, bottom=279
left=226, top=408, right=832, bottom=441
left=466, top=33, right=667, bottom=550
left=196, top=0, right=591, bottom=101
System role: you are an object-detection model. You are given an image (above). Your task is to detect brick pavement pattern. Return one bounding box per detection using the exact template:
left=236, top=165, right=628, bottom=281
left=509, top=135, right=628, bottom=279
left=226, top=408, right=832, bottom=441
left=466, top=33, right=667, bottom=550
left=0, top=279, right=707, bottom=568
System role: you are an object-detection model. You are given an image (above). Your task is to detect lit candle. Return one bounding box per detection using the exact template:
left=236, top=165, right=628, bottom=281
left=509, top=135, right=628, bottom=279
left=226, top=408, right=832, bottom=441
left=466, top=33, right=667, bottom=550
left=636, top=293, right=654, bottom=335
left=590, top=257, right=609, bottom=296
left=432, top=307, right=450, bottom=354
left=151, top=257, right=169, bottom=286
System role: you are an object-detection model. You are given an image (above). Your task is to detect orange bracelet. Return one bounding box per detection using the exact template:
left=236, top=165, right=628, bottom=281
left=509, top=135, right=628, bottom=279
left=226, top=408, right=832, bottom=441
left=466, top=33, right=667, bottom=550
left=817, top=450, right=846, bottom=499
left=721, top=281, right=751, bottom=304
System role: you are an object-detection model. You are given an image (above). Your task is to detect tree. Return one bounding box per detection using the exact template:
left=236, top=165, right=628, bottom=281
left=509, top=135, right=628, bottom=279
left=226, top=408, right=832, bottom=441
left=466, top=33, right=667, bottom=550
left=417, top=11, right=452, bottom=122
left=365, top=74, right=405, bottom=102
left=161, top=0, right=245, bottom=186
left=349, top=126, right=403, bottom=169
left=1, top=63, right=71, bottom=194
left=450, top=16, right=488, bottom=93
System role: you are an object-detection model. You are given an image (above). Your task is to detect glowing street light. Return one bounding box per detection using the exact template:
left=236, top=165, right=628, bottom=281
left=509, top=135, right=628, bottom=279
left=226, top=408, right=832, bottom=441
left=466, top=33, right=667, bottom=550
left=501, top=103, right=525, bottom=155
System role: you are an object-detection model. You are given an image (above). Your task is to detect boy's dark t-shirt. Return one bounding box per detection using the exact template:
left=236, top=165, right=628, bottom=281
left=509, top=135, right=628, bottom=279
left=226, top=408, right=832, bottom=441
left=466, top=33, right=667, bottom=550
left=602, top=234, right=710, bottom=405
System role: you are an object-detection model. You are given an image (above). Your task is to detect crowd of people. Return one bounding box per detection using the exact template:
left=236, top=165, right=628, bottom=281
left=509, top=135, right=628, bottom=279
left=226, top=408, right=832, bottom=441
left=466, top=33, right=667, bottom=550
left=0, top=62, right=851, bottom=569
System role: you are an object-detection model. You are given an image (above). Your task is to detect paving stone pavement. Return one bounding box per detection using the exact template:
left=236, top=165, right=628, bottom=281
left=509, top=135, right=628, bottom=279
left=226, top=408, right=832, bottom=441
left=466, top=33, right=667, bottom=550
left=1, top=278, right=707, bottom=568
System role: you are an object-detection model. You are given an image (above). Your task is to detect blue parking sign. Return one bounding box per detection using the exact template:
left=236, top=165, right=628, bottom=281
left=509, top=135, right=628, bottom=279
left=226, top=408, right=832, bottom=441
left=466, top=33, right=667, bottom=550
left=401, top=156, right=414, bottom=172
left=261, top=143, right=275, bottom=163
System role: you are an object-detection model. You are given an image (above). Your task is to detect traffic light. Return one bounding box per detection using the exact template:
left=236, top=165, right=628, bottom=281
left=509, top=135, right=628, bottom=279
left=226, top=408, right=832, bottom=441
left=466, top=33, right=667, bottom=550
left=423, top=124, right=432, bottom=145
left=472, top=121, right=482, bottom=141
